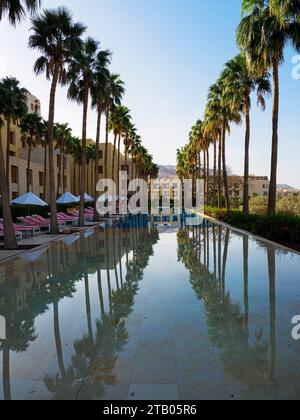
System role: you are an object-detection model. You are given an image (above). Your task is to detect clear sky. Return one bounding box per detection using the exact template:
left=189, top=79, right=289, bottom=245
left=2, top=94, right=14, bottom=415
left=0, top=0, right=299, bottom=187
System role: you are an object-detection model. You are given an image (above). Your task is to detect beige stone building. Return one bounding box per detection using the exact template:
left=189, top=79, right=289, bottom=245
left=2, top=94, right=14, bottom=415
left=1, top=91, right=136, bottom=203
left=229, top=175, right=270, bottom=199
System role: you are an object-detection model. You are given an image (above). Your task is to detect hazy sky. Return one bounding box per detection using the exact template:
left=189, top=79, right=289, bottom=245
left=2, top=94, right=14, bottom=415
left=0, top=0, right=299, bottom=187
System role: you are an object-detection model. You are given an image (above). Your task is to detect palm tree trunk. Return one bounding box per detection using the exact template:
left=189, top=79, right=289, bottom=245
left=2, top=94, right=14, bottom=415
left=203, top=150, right=206, bottom=205
left=222, top=127, right=230, bottom=210
left=243, top=235, right=249, bottom=326
left=43, top=142, right=48, bottom=199
left=62, top=142, right=66, bottom=193
left=79, top=81, right=89, bottom=227
left=117, top=134, right=121, bottom=199
left=206, top=149, right=210, bottom=206
left=48, top=65, right=59, bottom=234
left=3, top=343, right=11, bottom=400
left=97, top=269, right=105, bottom=316
left=104, top=101, right=110, bottom=180
left=0, top=130, right=17, bottom=249
left=112, top=134, right=117, bottom=184
left=53, top=300, right=66, bottom=377
left=212, top=140, right=217, bottom=208
left=6, top=119, right=11, bottom=195
left=243, top=98, right=251, bottom=215
left=26, top=140, right=32, bottom=193
left=94, top=107, right=102, bottom=222
left=84, top=273, right=93, bottom=341
left=218, top=134, right=222, bottom=209
left=268, top=59, right=280, bottom=216
left=267, top=247, right=276, bottom=381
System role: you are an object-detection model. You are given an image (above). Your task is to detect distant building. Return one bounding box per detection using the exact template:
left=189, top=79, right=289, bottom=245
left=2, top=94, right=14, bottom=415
left=229, top=175, right=270, bottom=199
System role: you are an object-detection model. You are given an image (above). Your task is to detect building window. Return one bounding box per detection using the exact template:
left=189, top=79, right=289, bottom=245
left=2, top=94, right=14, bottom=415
left=98, top=150, right=103, bottom=160
left=10, top=131, right=16, bottom=145
left=11, top=166, right=19, bottom=184
left=9, top=151, right=16, bottom=157
left=63, top=157, right=67, bottom=169
left=39, top=171, right=44, bottom=187
left=40, top=193, right=45, bottom=200
left=28, top=169, right=33, bottom=186
left=12, top=192, right=19, bottom=200
left=57, top=155, right=61, bottom=168
left=98, top=166, right=103, bottom=174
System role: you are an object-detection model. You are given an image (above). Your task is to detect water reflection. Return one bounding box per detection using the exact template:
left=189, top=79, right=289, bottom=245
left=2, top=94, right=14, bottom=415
left=0, top=216, right=158, bottom=400
left=177, top=221, right=300, bottom=400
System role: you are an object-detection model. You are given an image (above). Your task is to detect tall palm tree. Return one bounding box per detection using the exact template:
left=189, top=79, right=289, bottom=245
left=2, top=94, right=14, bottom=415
left=40, top=119, right=49, bottom=199
left=20, top=112, right=43, bottom=192
left=68, top=37, right=99, bottom=227
left=237, top=0, right=300, bottom=215
left=91, top=49, right=111, bottom=221
left=54, top=123, right=72, bottom=196
left=0, top=77, right=27, bottom=193
left=109, top=105, right=132, bottom=183
left=0, top=0, right=41, bottom=25
left=222, top=53, right=271, bottom=214
left=104, top=73, right=125, bottom=180
left=29, top=7, right=86, bottom=233
left=0, top=89, right=16, bottom=249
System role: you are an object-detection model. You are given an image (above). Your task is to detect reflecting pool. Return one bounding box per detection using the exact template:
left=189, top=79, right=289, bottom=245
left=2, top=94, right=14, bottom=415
left=0, top=217, right=300, bottom=400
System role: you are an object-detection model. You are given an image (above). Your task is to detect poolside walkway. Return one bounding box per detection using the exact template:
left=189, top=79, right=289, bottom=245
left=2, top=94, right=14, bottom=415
left=0, top=226, right=95, bottom=262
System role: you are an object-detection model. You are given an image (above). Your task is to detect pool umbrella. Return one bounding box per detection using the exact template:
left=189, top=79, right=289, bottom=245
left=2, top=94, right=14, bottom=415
left=56, top=192, right=80, bottom=205
left=11, top=192, right=48, bottom=216
left=77, top=193, right=94, bottom=202
left=11, top=192, right=48, bottom=207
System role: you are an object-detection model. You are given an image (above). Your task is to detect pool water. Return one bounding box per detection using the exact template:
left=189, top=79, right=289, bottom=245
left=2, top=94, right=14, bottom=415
left=0, top=217, right=300, bottom=400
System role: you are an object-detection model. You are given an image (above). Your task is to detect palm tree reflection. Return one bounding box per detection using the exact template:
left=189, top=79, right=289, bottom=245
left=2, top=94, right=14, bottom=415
left=178, top=223, right=277, bottom=393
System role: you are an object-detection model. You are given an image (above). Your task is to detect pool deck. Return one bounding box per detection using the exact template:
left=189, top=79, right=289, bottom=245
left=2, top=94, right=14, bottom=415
left=0, top=227, right=94, bottom=263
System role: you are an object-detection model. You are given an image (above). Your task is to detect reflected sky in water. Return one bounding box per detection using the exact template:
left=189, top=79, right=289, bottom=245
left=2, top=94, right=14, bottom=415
left=0, top=216, right=300, bottom=400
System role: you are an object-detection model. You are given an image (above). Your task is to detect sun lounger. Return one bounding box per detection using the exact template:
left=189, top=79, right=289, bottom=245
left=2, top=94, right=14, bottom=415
left=0, top=230, right=23, bottom=241
left=0, top=222, right=41, bottom=236
left=18, top=216, right=50, bottom=231
left=0, top=222, right=27, bottom=239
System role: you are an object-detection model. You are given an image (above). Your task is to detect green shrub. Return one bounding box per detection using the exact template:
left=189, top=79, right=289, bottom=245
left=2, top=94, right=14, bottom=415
left=249, top=196, right=268, bottom=215
left=205, top=207, right=300, bottom=244
left=277, top=194, right=300, bottom=217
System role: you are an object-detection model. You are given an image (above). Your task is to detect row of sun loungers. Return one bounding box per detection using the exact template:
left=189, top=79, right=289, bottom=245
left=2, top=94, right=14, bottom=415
left=1, top=208, right=125, bottom=243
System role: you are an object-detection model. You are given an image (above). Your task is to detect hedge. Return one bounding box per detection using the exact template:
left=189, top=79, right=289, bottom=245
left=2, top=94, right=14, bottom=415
left=205, top=207, right=300, bottom=244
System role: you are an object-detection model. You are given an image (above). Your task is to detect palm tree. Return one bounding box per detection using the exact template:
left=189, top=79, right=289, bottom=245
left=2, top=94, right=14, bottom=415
left=222, top=53, right=271, bottom=214
left=103, top=73, right=125, bottom=180
left=91, top=49, right=111, bottom=221
left=29, top=7, right=86, bottom=233
left=20, top=112, right=43, bottom=192
left=0, top=89, right=16, bottom=249
left=109, top=105, right=132, bottom=183
left=54, top=123, right=72, bottom=196
left=40, top=119, right=49, bottom=199
left=0, top=0, right=41, bottom=25
left=0, top=77, right=28, bottom=193
left=68, top=37, right=99, bottom=227
left=237, top=0, right=300, bottom=215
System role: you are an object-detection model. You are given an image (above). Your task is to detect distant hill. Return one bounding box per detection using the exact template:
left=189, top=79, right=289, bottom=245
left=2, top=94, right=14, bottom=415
left=158, top=165, right=177, bottom=177
left=277, top=184, right=298, bottom=191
